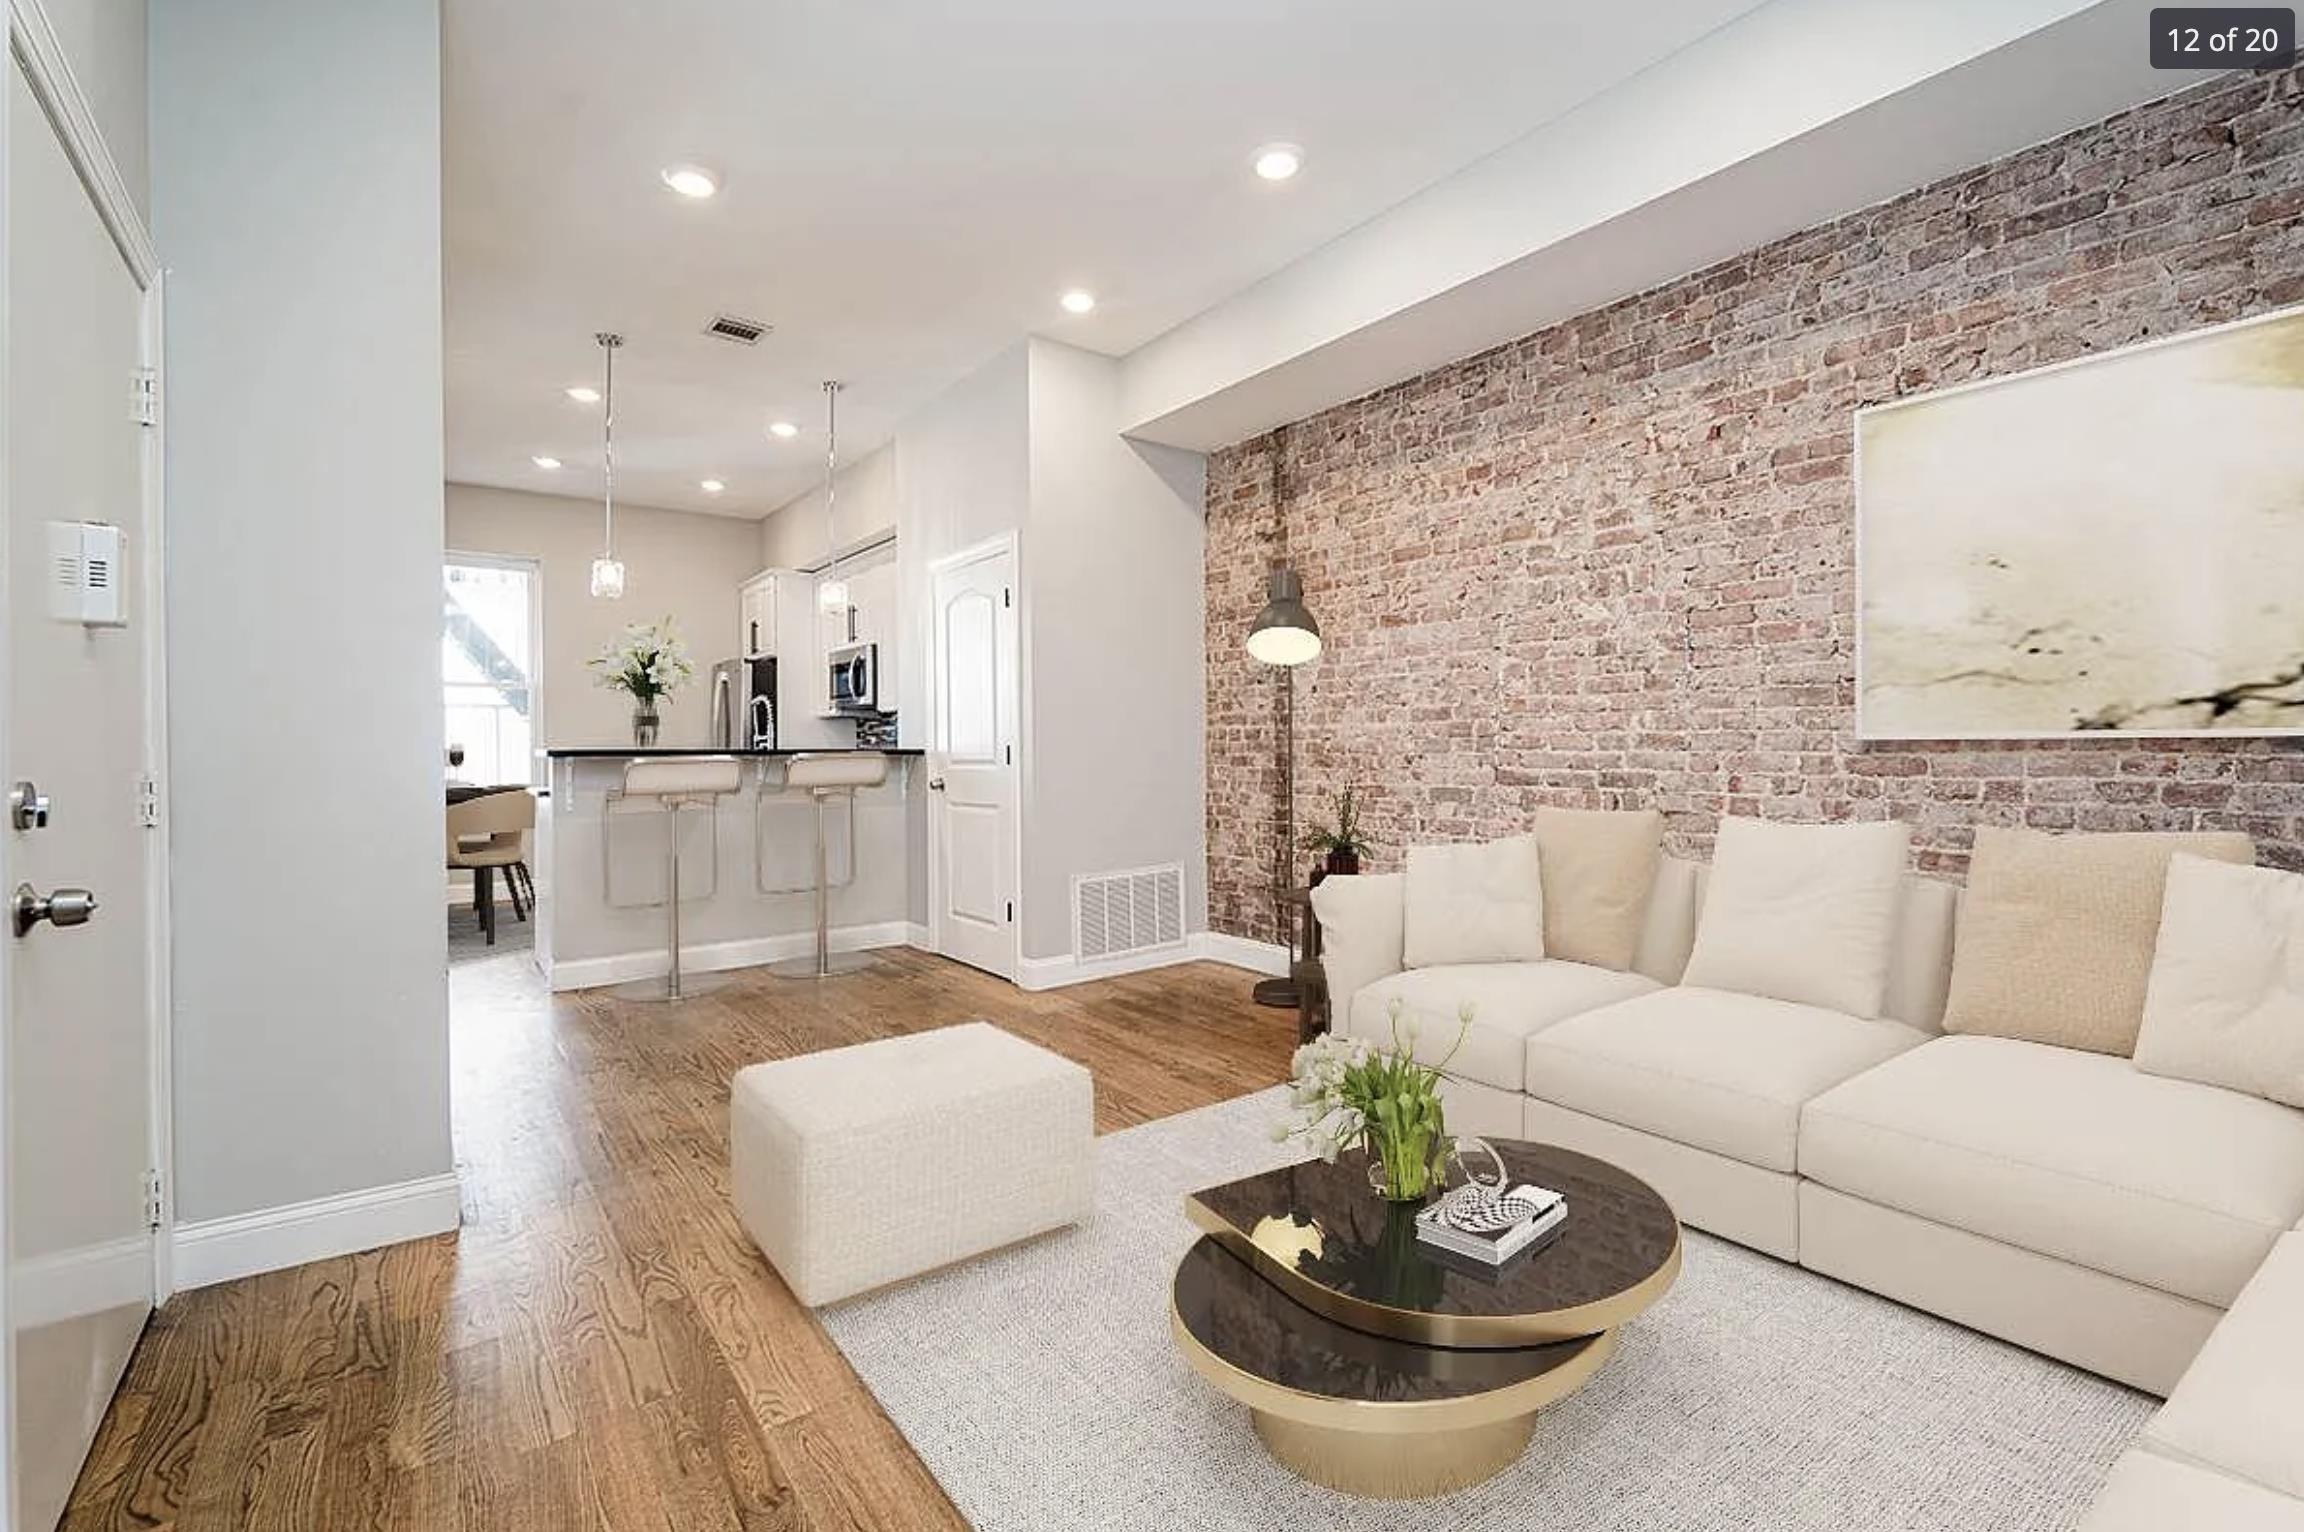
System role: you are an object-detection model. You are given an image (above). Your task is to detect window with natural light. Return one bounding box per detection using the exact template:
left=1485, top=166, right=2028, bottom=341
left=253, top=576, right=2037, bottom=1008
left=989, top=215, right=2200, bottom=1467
left=443, top=558, right=539, bottom=786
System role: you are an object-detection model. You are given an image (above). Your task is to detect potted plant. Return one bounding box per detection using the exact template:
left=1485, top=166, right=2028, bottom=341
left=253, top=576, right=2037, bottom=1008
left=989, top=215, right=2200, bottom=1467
left=1299, top=786, right=1373, bottom=882
left=1274, top=999, right=1474, bottom=1203
left=589, top=618, right=695, bottom=746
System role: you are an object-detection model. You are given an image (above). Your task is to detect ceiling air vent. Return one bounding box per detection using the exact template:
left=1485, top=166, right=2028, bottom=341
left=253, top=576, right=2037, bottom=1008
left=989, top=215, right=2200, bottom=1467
left=704, top=313, right=770, bottom=346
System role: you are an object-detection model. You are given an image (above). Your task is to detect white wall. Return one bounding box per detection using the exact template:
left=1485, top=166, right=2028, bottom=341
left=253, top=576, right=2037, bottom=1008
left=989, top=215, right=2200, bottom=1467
left=759, top=443, right=898, bottom=571
left=36, top=0, right=146, bottom=218
left=152, top=0, right=451, bottom=1224
left=447, top=482, right=762, bottom=749
left=1020, top=340, right=1207, bottom=961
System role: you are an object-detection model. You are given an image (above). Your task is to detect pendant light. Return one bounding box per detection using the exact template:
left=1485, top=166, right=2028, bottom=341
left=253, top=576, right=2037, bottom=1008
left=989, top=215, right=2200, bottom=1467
left=817, top=380, right=849, bottom=614
left=589, top=332, right=627, bottom=599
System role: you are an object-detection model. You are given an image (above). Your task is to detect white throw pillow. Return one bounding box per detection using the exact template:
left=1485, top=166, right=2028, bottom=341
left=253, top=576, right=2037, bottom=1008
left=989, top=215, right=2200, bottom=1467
left=1402, top=836, right=1545, bottom=969
left=2134, top=855, right=2304, bottom=1109
left=1310, top=873, right=1405, bottom=1024
left=1681, top=817, right=1911, bottom=1018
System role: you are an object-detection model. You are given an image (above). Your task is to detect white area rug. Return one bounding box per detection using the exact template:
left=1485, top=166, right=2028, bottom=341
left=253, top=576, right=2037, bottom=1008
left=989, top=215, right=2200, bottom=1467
left=818, top=1087, right=2152, bottom=1531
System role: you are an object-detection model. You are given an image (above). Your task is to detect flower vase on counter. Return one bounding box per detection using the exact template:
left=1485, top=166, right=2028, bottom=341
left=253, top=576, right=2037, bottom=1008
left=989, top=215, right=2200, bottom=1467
left=589, top=617, right=693, bottom=751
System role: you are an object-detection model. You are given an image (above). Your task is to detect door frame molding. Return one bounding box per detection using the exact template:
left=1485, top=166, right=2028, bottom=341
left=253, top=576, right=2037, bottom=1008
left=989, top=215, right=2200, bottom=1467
left=7, top=0, right=156, bottom=287
left=925, top=531, right=1023, bottom=981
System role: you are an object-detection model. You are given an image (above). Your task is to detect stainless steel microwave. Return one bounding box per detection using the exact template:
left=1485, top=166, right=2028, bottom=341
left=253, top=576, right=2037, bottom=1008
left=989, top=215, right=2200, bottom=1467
left=829, top=641, right=879, bottom=714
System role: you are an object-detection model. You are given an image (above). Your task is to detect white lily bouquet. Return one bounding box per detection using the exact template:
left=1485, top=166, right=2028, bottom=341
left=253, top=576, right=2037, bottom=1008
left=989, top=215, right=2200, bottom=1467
left=1275, top=998, right=1473, bottom=1202
left=589, top=617, right=694, bottom=745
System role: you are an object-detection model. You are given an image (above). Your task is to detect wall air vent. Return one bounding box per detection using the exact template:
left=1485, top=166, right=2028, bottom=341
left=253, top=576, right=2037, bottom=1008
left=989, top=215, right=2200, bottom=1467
left=1072, top=863, right=1186, bottom=963
left=704, top=313, right=771, bottom=346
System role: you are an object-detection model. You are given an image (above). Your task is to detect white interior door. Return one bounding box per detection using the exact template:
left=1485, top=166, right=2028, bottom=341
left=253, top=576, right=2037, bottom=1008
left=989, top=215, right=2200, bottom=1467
left=4, top=59, right=158, bottom=1532
left=929, top=540, right=1018, bottom=979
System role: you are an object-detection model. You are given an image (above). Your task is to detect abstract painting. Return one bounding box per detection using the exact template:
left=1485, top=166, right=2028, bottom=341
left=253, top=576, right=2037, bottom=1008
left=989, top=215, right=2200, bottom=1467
left=1857, top=303, right=2304, bottom=738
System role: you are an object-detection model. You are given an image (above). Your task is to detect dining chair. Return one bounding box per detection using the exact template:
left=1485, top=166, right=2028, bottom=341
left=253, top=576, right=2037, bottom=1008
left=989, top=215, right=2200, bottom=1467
left=446, top=789, right=537, bottom=944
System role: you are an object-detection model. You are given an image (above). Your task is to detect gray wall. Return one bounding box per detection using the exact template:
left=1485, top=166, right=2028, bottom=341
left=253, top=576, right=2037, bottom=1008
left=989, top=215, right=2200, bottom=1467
left=41, top=0, right=146, bottom=217
left=153, top=0, right=451, bottom=1222
left=1020, top=339, right=1208, bottom=960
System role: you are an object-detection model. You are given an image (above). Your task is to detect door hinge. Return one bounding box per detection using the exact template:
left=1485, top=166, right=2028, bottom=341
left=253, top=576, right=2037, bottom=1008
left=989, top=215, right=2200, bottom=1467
left=144, top=1169, right=164, bottom=1231
left=132, top=367, right=158, bottom=428
left=1004, top=744, right=1013, bottom=766
left=1003, top=586, right=1012, bottom=608
left=1006, top=901, right=1014, bottom=923
left=137, top=774, right=160, bottom=829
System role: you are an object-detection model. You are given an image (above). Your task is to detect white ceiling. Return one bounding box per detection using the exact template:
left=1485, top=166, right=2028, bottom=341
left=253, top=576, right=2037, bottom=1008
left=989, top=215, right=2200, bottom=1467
left=442, top=0, right=1770, bottom=519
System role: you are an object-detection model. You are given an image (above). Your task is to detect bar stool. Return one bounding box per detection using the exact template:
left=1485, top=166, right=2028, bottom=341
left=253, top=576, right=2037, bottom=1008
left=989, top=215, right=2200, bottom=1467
left=615, top=755, right=742, bottom=1003
left=770, top=752, right=891, bottom=979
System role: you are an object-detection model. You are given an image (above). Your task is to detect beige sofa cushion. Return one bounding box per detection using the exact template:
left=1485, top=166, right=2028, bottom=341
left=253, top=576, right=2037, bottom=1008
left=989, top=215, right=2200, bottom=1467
left=1532, top=807, right=1663, bottom=972
left=1403, top=837, right=1544, bottom=968
left=1943, top=827, right=2254, bottom=1056
left=2079, top=1450, right=2304, bottom=1532
left=1800, top=1035, right=2304, bottom=1307
left=2136, top=856, right=2304, bottom=1109
left=1681, top=817, right=1912, bottom=1018
left=1521, top=986, right=1928, bottom=1174
left=1309, top=872, right=1404, bottom=1024
left=1348, top=963, right=1656, bottom=1094
left=2145, top=1231, right=2304, bottom=1500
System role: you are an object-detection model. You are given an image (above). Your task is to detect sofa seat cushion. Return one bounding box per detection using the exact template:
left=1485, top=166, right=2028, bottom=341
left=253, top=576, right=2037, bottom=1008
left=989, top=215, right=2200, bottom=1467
left=1521, top=987, right=1929, bottom=1174
left=1346, top=963, right=1658, bottom=1093
left=1800, top=1035, right=2304, bottom=1308
left=2146, top=1232, right=2304, bottom=1499
left=2079, top=1450, right=2304, bottom=1532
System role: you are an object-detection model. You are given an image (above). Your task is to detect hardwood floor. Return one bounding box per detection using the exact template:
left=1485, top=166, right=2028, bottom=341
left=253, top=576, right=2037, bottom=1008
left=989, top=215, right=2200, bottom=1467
left=58, top=949, right=1292, bottom=1531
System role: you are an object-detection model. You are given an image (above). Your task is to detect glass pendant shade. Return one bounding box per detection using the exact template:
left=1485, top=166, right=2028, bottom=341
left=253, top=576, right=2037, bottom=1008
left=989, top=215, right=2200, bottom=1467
left=589, top=557, right=626, bottom=600
left=592, top=331, right=625, bottom=599
left=1245, top=567, right=1321, bottom=666
left=817, top=576, right=850, bottom=613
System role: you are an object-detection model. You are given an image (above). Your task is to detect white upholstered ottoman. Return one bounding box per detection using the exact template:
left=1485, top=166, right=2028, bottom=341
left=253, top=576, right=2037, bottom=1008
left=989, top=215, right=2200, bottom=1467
left=729, top=1021, right=1095, bottom=1305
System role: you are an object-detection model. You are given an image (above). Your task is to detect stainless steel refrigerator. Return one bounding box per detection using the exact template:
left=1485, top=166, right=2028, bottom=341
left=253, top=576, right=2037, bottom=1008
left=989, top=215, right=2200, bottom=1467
left=707, top=655, right=778, bottom=749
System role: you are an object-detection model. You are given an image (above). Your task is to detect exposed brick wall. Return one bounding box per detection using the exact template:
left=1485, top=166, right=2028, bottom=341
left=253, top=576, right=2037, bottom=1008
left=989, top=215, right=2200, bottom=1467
left=1206, top=68, right=2304, bottom=944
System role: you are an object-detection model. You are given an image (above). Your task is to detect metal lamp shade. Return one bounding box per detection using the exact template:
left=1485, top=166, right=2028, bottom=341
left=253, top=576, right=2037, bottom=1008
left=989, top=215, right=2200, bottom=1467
left=1246, top=568, right=1321, bottom=666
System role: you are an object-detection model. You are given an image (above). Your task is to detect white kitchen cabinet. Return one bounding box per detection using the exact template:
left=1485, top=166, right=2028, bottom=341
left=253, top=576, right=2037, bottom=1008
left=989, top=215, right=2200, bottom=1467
left=738, top=572, right=777, bottom=658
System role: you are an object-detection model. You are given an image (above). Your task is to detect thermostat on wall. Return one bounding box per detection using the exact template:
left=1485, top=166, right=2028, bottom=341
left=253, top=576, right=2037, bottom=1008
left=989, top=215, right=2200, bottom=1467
left=48, top=521, right=128, bottom=628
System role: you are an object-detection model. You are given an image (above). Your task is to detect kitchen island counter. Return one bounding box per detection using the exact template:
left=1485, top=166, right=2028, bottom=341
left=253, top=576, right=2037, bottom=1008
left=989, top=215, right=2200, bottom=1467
left=544, top=746, right=924, bottom=759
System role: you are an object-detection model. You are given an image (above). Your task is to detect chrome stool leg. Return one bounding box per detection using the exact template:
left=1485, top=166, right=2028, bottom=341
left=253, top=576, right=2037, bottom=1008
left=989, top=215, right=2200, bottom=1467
left=614, top=795, right=728, bottom=1003
left=771, top=786, right=876, bottom=979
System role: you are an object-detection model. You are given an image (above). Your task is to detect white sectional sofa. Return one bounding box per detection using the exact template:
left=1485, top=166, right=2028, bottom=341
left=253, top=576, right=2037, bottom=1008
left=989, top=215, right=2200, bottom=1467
left=1315, top=853, right=2304, bottom=1405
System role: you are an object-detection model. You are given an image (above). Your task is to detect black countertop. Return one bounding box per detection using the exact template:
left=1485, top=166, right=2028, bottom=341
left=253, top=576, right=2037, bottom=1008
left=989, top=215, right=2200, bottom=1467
left=544, top=746, right=924, bottom=759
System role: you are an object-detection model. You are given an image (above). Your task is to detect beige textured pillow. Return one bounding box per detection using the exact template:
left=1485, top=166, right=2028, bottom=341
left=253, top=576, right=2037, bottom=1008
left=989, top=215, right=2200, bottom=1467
left=1681, top=817, right=1912, bottom=1017
left=1942, top=827, right=2254, bottom=1055
left=1402, top=837, right=1544, bottom=969
left=2134, top=855, right=2304, bottom=1108
left=1533, top=806, right=1663, bottom=971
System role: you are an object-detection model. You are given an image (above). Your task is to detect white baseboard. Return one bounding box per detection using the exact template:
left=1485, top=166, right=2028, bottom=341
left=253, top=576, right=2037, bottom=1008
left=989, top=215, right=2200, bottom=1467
left=905, top=921, right=932, bottom=949
left=12, top=1234, right=156, bottom=1329
left=548, top=920, right=914, bottom=992
left=1015, top=931, right=1291, bottom=992
left=173, top=1173, right=463, bottom=1292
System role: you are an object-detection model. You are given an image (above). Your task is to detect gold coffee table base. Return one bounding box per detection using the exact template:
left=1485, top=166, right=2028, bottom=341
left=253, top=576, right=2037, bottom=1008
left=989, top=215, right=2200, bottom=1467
left=1251, top=1409, right=1540, bottom=1499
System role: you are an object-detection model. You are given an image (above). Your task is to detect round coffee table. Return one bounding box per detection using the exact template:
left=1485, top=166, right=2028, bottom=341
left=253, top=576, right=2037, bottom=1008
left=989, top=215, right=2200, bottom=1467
left=1169, top=1140, right=1680, bottom=1498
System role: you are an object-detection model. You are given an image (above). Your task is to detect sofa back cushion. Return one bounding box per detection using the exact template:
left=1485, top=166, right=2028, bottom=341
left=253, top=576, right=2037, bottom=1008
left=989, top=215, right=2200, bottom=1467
left=1943, top=827, right=2255, bottom=1056
left=1631, top=855, right=1703, bottom=985
left=1680, top=817, right=1913, bottom=1018
left=1533, top=807, right=1664, bottom=972
left=1403, top=836, right=1545, bottom=968
left=2134, top=854, right=2304, bottom=1109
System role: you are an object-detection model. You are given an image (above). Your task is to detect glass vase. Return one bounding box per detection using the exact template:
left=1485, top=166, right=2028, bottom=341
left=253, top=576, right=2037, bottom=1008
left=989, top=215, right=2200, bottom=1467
left=631, top=698, right=660, bottom=747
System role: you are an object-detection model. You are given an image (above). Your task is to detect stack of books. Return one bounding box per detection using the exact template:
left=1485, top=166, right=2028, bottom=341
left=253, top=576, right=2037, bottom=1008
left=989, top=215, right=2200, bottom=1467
left=1414, top=1185, right=1567, bottom=1266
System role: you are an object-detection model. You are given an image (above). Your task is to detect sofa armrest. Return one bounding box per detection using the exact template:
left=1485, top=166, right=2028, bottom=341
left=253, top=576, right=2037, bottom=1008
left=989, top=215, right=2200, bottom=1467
left=1309, top=873, right=1406, bottom=1038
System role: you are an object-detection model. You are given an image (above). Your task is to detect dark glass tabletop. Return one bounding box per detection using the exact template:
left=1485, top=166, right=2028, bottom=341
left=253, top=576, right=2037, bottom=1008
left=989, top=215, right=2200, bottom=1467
left=1184, top=1139, right=1680, bottom=1348
left=1171, top=1238, right=1610, bottom=1413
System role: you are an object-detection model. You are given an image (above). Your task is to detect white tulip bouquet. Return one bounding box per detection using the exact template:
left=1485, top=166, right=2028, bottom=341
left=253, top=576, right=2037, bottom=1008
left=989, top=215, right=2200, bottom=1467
left=1274, top=997, right=1474, bottom=1201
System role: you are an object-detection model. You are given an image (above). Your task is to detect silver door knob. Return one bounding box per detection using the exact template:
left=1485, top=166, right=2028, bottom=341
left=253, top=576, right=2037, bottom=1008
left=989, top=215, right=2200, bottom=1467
left=13, top=884, right=97, bottom=937
left=927, top=777, right=946, bottom=791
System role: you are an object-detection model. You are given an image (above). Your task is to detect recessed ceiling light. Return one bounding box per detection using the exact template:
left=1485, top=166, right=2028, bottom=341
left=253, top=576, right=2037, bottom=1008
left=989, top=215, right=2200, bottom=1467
left=565, top=386, right=601, bottom=404
left=531, top=454, right=562, bottom=470
left=1060, top=288, right=1097, bottom=315
left=660, top=163, right=721, bottom=199
left=1253, top=143, right=1304, bottom=181
left=768, top=420, right=800, bottom=439
left=701, top=478, right=726, bottom=494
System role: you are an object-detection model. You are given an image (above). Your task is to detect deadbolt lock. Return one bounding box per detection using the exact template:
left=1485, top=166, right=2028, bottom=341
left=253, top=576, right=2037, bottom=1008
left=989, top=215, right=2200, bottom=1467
left=8, top=781, right=49, bottom=831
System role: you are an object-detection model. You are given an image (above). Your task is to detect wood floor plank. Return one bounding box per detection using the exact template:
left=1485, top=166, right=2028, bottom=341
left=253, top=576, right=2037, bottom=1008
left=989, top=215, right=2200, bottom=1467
left=55, top=948, right=1290, bottom=1531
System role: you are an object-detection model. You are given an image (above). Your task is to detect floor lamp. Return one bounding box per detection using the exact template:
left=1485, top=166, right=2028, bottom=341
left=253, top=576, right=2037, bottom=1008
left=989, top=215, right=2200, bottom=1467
left=1247, top=565, right=1320, bottom=1008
